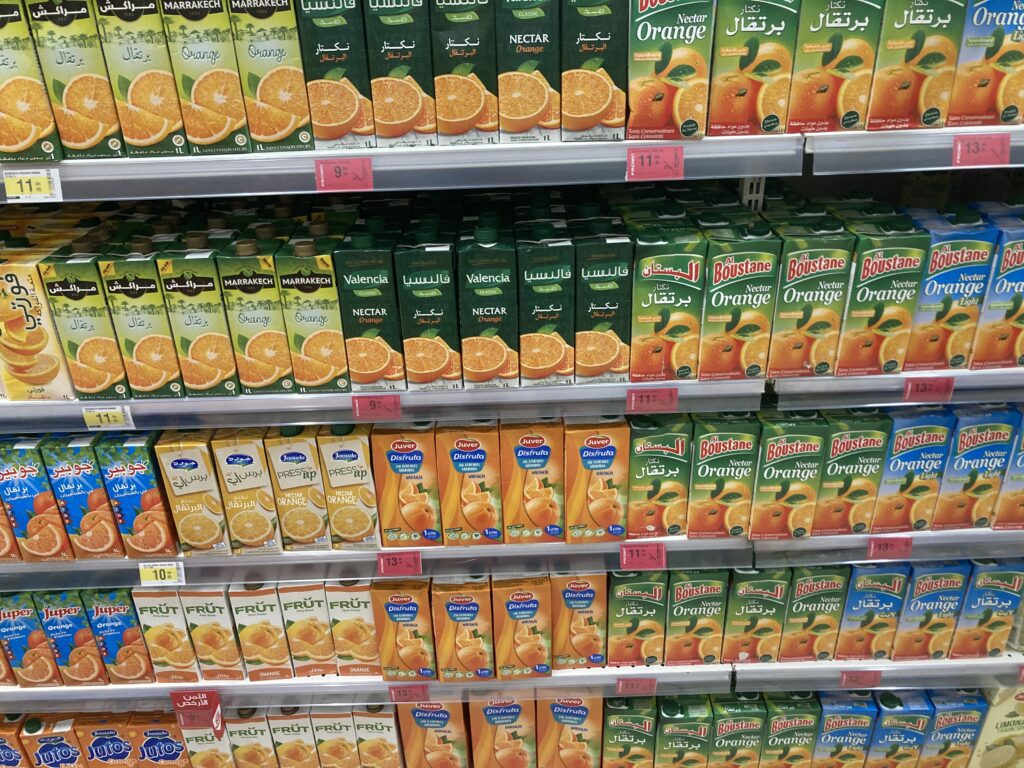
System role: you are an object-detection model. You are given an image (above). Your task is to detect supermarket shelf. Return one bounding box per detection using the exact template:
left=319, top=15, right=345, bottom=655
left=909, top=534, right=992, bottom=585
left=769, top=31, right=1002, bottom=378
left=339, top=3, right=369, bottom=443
left=754, top=528, right=1024, bottom=567
left=733, top=652, right=1024, bottom=692
left=806, top=124, right=1024, bottom=174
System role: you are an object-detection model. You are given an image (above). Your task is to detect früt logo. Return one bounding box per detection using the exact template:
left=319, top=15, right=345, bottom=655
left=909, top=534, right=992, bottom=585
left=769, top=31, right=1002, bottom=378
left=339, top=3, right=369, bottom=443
left=765, top=438, right=817, bottom=463
left=861, top=252, right=921, bottom=280
left=1003, top=242, right=1024, bottom=271
left=958, top=426, right=1009, bottom=453
left=787, top=253, right=846, bottom=282
left=830, top=434, right=883, bottom=458
left=892, top=428, right=946, bottom=454
left=510, top=592, right=534, bottom=602
left=929, top=245, right=989, bottom=274
left=712, top=256, right=772, bottom=285
left=584, top=435, right=611, bottom=450
left=388, top=594, right=413, bottom=605
left=103, top=277, right=158, bottom=299
left=454, top=439, right=480, bottom=452
left=44, top=278, right=99, bottom=302
left=698, top=435, right=752, bottom=460
left=794, top=577, right=844, bottom=598
left=159, top=0, right=226, bottom=21
left=96, top=0, right=157, bottom=21
left=519, top=435, right=545, bottom=449
left=913, top=574, right=964, bottom=599
left=639, top=259, right=699, bottom=283
left=391, top=440, right=416, bottom=453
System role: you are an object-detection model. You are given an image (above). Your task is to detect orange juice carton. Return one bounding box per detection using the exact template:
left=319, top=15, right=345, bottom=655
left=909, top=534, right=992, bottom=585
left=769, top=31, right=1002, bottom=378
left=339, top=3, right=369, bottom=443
left=707, top=0, right=800, bottom=136
left=867, top=692, right=933, bottom=766
left=814, top=691, right=877, bottom=766
left=750, top=411, right=829, bottom=540
left=370, top=579, right=436, bottom=681
left=665, top=569, right=727, bottom=666
left=225, top=708, right=277, bottom=768
left=0, top=716, right=28, bottom=767
left=835, top=563, right=909, bottom=660
left=325, top=580, right=380, bottom=676
left=0, top=592, right=61, bottom=687
left=603, top=697, right=657, bottom=768
left=996, top=417, right=1024, bottom=529
left=267, top=708, right=318, bottom=768
left=565, top=417, right=629, bottom=543
left=131, top=587, right=200, bottom=683
left=40, top=434, right=126, bottom=559
left=316, top=425, right=380, bottom=551
left=875, top=407, right=956, bottom=533
left=0, top=653, right=14, bottom=686
left=80, top=587, right=155, bottom=685
left=95, top=432, right=177, bottom=559
left=971, top=214, right=1024, bottom=371
left=536, top=690, right=603, bottom=768
left=922, top=689, right=988, bottom=766
left=499, top=418, right=565, bottom=544
left=762, top=692, right=820, bottom=767
left=227, top=583, right=293, bottom=681
left=812, top=410, right=890, bottom=536
left=154, top=430, right=231, bottom=557
left=950, top=559, right=1024, bottom=659
left=178, top=586, right=245, bottom=681
left=352, top=707, right=402, bottom=768
left=627, top=415, right=692, bottom=539
left=688, top=414, right=761, bottom=539
left=18, top=716, right=88, bottom=768
left=607, top=570, right=667, bottom=667
left=278, top=581, right=335, bottom=678
left=0, top=437, right=73, bottom=562
left=397, top=703, right=469, bottom=768
left=468, top=696, right=536, bottom=768
left=431, top=576, right=494, bottom=683
left=950, top=0, right=1024, bottom=127
left=309, top=708, right=359, bottom=768
left=723, top=568, right=791, bottom=664
left=436, top=422, right=503, bottom=546
left=551, top=572, right=607, bottom=669
left=178, top=719, right=232, bottom=768
left=492, top=575, right=552, bottom=680
left=211, top=428, right=282, bottom=556
left=73, top=714, right=133, bottom=768
left=655, top=696, right=712, bottom=768
left=778, top=565, right=849, bottom=662
left=264, top=426, right=330, bottom=552
left=33, top=590, right=108, bottom=686
left=710, top=694, right=766, bottom=767
left=893, top=561, right=971, bottom=661
left=371, top=423, right=442, bottom=548
left=867, top=0, right=966, bottom=130
left=128, top=713, right=189, bottom=768
left=935, top=406, right=1020, bottom=530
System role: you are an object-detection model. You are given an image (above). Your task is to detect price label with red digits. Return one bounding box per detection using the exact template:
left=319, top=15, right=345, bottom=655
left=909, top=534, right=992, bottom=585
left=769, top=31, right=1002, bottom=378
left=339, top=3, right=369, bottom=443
left=953, top=133, right=1011, bottom=167
left=352, top=394, right=401, bottom=420
left=388, top=684, right=429, bottom=703
left=626, top=387, right=678, bottom=414
left=840, top=670, right=882, bottom=689
left=377, top=550, right=422, bottom=577
left=315, top=158, right=374, bottom=192
left=867, top=536, right=912, bottom=561
left=620, top=542, right=666, bottom=571
left=626, top=146, right=683, bottom=182
left=903, top=376, right=954, bottom=403
left=616, top=677, right=657, bottom=696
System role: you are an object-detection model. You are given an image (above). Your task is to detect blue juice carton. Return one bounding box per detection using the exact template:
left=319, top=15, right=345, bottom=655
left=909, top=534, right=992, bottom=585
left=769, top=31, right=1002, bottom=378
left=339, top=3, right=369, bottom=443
left=874, top=407, right=956, bottom=533
left=994, top=417, right=1024, bottom=530
left=934, top=406, right=1021, bottom=530
left=40, top=434, right=125, bottom=560
left=892, top=561, right=972, bottom=661
left=867, top=692, right=933, bottom=767
left=813, top=691, right=877, bottom=767
left=922, top=689, right=988, bottom=766
left=0, top=437, right=73, bottom=561
left=0, top=592, right=59, bottom=687
left=32, top=590, right=108, bottom=686
left=971, top=213, right=1024, bottom=370
left=950, top=559, right=1024, bottom=659
left=836, top=563, right=909, bottom=661
left=80, top=587, right=155, bottom=684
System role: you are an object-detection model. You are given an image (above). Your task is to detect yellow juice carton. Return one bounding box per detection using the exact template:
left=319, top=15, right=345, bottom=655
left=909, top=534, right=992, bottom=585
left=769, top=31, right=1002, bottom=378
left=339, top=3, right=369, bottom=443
left=309, top=708, right=359, bottom=768
left=492, top=575, right=553, bottom=680
left=225, top=708, right=277, bottom=768
left=431, top=576, right=494, bottom=683
left=371, top=423, right=442, bottom=548
left=265, top=426, right=330, bottom=552
left=968, top=688, right=1024, bottom=768
left=316, top=425, right=380, bottom=550
left=278, top=581, right=335, bottom=677
left=325, top=580, right=380, bottom=676
left=551, top=572, right=607, bottom=670
left=211, top=428, right=282, bottom=555
left=397, top=703, right=469, bottom=768
left=370, top=579, right=437, bottom=682
left=608, top=570, right=667, bottom=667
left=178, top=586, right=245, bottom=681
left=499, top=418, right=565, bottom=544
left=228, top=583, right=294, bottom=681
left=267, top=709, right=318, bottom=768
left=352, top=707, right=402, bottom=768
left=154, top=430, right=231, bottom=557
left=536, top=690, right=603, bottom=768
left=564, top=417, right=629, bottom=544
left=469, top=697, right=537, bottom=768
left=131, top=586, right=201, bottom=683
left=436, top=421, right=504, bottom=546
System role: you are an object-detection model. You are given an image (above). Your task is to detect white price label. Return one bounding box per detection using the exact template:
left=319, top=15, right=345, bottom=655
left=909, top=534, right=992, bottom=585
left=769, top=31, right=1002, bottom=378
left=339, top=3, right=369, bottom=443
left=3, top=168, right=62, bottom=203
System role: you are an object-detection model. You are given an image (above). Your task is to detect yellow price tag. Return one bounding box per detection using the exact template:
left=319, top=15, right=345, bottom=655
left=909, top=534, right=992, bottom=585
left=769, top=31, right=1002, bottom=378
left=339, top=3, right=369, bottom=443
left=82, top=405, right=134, bottom=431
left=2, top=168, right=61, bottom=203
left=138, top=561, right=185, bottom=586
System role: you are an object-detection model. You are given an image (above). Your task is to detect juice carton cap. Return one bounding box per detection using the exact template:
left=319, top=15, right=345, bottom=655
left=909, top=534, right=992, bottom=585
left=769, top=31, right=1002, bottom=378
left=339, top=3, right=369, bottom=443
left=873, top=691, right=933, bottom=714
left=629, top=225, right=706, bottom=247
left=564, top=415, right=626, bottom=427
left=605, top=697, right=656, bottom=714
left=628, top=414, right=693, bottom=432
left=774, top=218, right=853, bottom=240
left=211, top=427, right=269, bottom=443
left=847, top=216, right=925, bottom=237
left=887, top=407, right=957, bottom=429
left=659, top=695, right=712, bottom=719
left=926, top=690, right=989, bottom=712
left=224, top=707, right=269, bottom=721
left=819, top=691, right=878, bottom=713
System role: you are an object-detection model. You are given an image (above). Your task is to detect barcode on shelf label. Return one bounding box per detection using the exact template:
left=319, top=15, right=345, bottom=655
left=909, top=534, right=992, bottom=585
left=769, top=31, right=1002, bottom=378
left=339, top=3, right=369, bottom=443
left=620, top=542, right=666, bottom=570
left=626, top=387, right=678, bottom=414
left=616, top=677, right=657, bottom=696
left=378, top=550, right=422, bottom=577
left=626, top=146, right=683, bottom=182
left=840, top=670, right=881, bottom=689
left=83, top=405, right=134, bottom=431
left=139, top=561, right=185, bottom=586
left=315, top=158, right=374, bottom=192
left=388, top=684, right=429, bottom=703
left=352, top=394, right=401, bottom=420
left=866, top=536, right=912, bottom=561
left=903, top=377, right=954, bottom=403
left=952, top=133, right=1011, bottom=167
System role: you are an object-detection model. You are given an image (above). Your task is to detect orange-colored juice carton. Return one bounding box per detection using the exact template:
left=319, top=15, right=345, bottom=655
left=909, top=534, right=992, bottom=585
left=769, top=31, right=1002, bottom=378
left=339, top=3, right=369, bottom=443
left=0, top=592, right=61, bottom=687
left=665, top=569, right=728, bottom=665
left=33, top=590, right=109, bottom=686
left=267, top=709, right=318, bottom=768
left=536, top=690, right=603, bottom=768
left=893, top=561, right=971, bottom=661
left=325, top=580, right=380, bottom=676
left=131, top=587, right=200, bottom=683
left=0, top=654, right=14, bottom=686
left=210, top=428, right=282, bottom=556
left=468, top=697, right=536, bottom=768
left=264, top=427, right=330, bottom=552
left=278, top=582, right=335, bottom=678
left=950, top=559, right=1024, bottom=659
left=492, top=575, right=552, bottom=680
left=499, top=418, right=565, bottom=544
left=227, top=583, right=293, bottom=681
left=431, top=576, right=494, bottom=683
left=0, top=437, right=73, bottom=562
left=19, top=717, right=88, bottom=768
left=225, top=708, right=277, bottom=768
left=397, top=703, right=468, bottom=768
left=0, top=716, right=27, bottom=768
left=316, top=425, right=380, bottom=551
left=370, top=579, right=437, bottom=682
left=551, top=572, right=607, bottom=670
left=564, top=417, right=629, bottom=543
left=178, top=586, right=245, bottom=682
left=436, top=422, right=504, bottom=546
left=309, top=708, right=358, bottom=768
left=371, top=423, right=442, bottom=548
left=352, top=707, right=402, bottom=768
left=74, top=715, right=133, bottom=768
left=128, top=713, right=188, bottom=768
left=608, top=570, right=668, bottom=667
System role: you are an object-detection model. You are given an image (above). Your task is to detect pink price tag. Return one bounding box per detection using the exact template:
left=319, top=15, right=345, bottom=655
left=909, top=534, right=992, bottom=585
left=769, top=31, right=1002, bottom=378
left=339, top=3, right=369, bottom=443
left=867, top=536, right=913, bottom=561
left=352, top=394, right=401, bottom=420
left=626, top=387, right=678, bottom=414
left=315, top=158, right=374, bottom=192
left=377, top=550, right=422, bottom=577
left=170, top=690, right=224, bottom=738
left=616, top=677, right=657, bottom=696
left=620, top=542, right=667, bottom=571
left=626, top=146, right=683, bottom=182
left=388, top=684, right=429, bottom=703
left=903, top=376, right=954, bottom=403
left=1018, top=666, right=1024, bottom=684
left=840, top=670, right=882, bottom=689
left=953, top=133, right=1011, bottom=167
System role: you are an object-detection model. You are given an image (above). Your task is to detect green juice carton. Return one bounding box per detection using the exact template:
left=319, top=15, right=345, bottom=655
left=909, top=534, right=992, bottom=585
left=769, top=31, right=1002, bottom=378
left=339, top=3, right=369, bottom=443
left=227, top=0, right=313, bottom=151
left=607, top=571, right=667, bottom=666
left=722, top=568, right=791, bottom=664
left=496, top=0, right=560, bottom=143
left=159, top=0, right=252, bottom=154
left=710, top=694, right=766, bottom=767
left=0, top=0, right=62, bottom=162
left=573, top=225, right=632, bottom=383
left=778, top=565, right=849, bottom=662
left=814, top=692, right=878, bottom=767
left=25, top=0, right=125, bottom=158
left=656, top=696, right=713, bottom=768
left=93, top=0, right=189, bottom=157
left=952, top=559, right=1024, bottom=659
left=687, top=413, right=760, bottom=540
left=39, top=255, right=129, bottom=401
left=762, top=692, right=820, bottom=767
left=836, top=563, right=909, bottom=660
left=296, top=0, right=376, bottom=149
left=665, top=569, right=728, bottom=665
left=364, top=0, right=436, bottom=148
left=627, top=415, right=692, bottom=539
left=867, top=692, right=934, bottom=766
left=561, top=0, right=626, bottom=141
left=923, top=690, right=987, bottom=766
left=893, top=560, right=971, bottom=661
left=603, top=698, right=657, bottom=765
